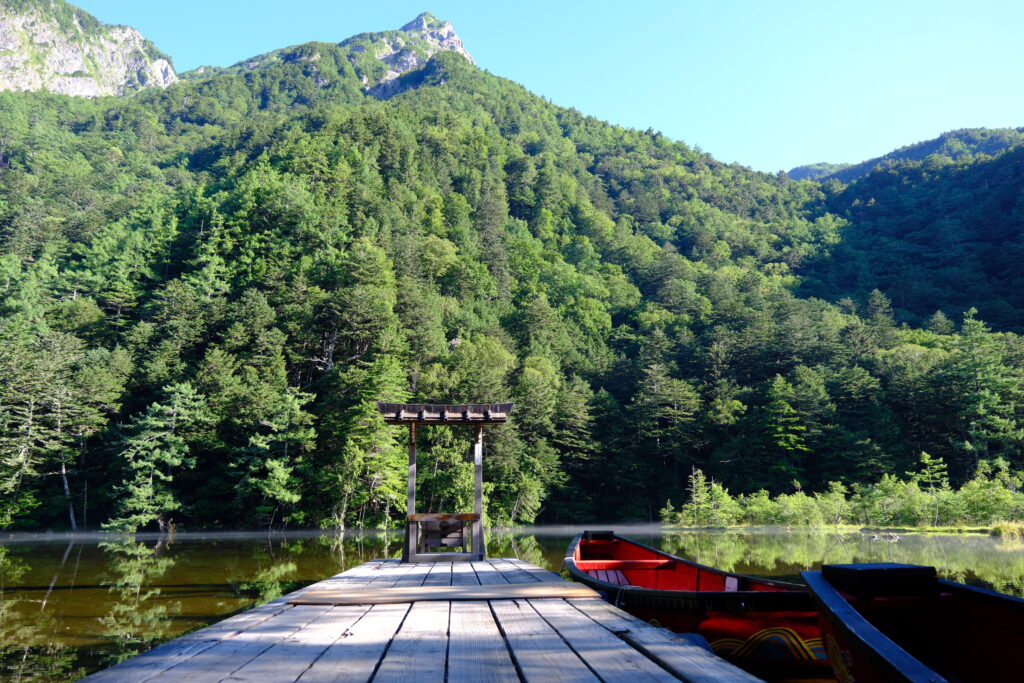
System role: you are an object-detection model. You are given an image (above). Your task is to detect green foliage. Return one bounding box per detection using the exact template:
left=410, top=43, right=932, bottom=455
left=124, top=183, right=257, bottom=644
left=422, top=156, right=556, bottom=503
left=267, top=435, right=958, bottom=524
left=806, top=127, right=1024, bottom=184
left=676, top=468, right=742, bottom=527
left=103, top=384, right=210, bottom=532
left=663, top=463, right=1024, bottom=529
left=2, top=1, right=104, bottom=38
left=807, top=141, right=1024, bottom=331
left=1, top=21, right=1024, bottom=531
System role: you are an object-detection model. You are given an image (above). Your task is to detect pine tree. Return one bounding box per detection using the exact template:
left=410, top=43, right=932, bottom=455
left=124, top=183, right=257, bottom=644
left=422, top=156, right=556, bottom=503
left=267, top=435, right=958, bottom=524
left=631, top=362, right=700, bottom=492
left=944, top=309, right=1023, bottom=478
left=683, top=468, right=711, bottom=527
left=104, top=384, right=210, bottom=533
left=908, top=451, right=951, bottom=526
left=314, top=349, right=409, bottom=529
left=760, top=375, right=811, bottom=490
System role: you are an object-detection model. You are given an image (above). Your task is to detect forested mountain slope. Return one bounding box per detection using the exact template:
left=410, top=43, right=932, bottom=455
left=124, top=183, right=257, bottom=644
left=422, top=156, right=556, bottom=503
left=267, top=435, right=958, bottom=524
left=802, top=146, right=1024, bottom=331
left=1, top=11, right=1023, bottom=531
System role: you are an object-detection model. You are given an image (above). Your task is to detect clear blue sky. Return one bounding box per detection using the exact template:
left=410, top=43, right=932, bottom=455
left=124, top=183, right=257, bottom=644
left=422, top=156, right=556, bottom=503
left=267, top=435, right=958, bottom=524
left=74, top=0, right=1024, bottom=173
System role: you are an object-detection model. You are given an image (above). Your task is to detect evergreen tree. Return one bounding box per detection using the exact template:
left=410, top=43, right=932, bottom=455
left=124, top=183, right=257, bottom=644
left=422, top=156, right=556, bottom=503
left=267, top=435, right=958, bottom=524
left=943, top=310, right=1023, bottom=478
left=907, top=451, right=952, bottom=526
left=760, top=375, right=811, bottom=490
left=104, top=384, right=210, bottom=532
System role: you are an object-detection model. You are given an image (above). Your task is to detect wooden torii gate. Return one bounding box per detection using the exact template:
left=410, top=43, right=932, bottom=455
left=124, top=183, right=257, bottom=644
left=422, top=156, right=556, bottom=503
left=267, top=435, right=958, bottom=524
left=377, top=402, right=513, bottom=563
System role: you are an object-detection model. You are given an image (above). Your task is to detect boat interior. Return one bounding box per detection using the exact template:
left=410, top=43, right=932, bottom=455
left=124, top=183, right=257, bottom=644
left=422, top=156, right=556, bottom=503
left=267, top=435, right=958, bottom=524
left=575, top=533, right=789, bottom=592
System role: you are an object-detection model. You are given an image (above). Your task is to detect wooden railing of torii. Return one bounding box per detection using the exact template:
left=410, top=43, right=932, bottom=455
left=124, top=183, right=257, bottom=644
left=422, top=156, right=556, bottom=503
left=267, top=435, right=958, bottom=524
left=376, top=402, right=513, bottom=563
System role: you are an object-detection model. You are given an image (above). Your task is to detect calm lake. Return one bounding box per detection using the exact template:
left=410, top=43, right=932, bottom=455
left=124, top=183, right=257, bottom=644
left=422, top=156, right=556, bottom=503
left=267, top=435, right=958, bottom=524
left=2, top=525, right=1022, bottom=681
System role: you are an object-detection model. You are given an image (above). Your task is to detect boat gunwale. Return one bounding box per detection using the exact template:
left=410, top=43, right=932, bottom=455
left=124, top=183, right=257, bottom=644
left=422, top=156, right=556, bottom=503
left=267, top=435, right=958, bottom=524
left=934, top=576, right=1024, bottom=606
left=563, top=531, right=809, bottom=606
left=800, top=568, right=947, bottom=683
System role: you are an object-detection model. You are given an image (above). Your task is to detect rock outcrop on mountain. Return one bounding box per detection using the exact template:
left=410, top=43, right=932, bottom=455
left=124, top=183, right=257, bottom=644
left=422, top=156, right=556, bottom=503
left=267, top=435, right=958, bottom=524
left=0, top=0, right=176, bottom=97
left=351, top=12, right=474, bottom=99
left=202, top=12, right=474, bottom=101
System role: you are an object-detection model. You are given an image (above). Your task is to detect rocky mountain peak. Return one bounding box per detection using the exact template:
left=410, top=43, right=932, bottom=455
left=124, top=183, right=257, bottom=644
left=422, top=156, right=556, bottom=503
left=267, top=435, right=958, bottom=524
left=398, top=12, right=474, bottom=65
left=0, top=0, right=177, bottom=97
left=341, top=12, right=474, bottom=99
left=399, top=12, right=444, bottom=32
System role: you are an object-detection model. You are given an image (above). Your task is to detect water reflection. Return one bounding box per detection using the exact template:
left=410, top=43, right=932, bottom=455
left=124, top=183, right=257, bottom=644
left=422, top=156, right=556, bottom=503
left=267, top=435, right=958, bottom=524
left=1, top=542, right=88, bottom=682
left=656, top=529, right=1024, bottom=596
left=486, top=532, right=547, bottom=568
left=0, top=530, right=404, bottom=682
left=0, top=527, right=1021, bottom=681
left=96, top=539, right=178, bottom=670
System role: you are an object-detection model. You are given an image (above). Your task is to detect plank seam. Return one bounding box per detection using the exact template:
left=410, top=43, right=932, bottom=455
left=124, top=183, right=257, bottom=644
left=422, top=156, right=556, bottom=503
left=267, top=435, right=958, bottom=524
left=365, top=599, right=415, bottom=681
left=129, top=560, right=391, bottom=682
left=560, top=598, right=689, bottom=681
left=183, top=605, right=335, bottom=682
left=486, top=599, right=528, bottom=683
left=522, top=598, right=605, bottom=681
left=443, top=602, right=452, bottom=683
left=135, top=604, right=300, bottom=682
left=285, top=604, right=374, bottom=683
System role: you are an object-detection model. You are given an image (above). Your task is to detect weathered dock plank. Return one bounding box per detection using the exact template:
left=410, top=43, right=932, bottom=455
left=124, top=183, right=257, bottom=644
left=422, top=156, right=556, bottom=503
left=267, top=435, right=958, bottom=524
left=490, top=598, right=600, bottom=682
left=389, top=560, right=435, bottom=587
left=529, top=598, right=677, bottom=681
left=226, top=604, right=371, bottom=682
left=296, top=603, right=410, bottom=683
left=488, top=557, right=538, bottom=584
left=81, top=602, right=286, bottom=682
left=82, top=560, right=391, bottom=682
left=293, top=581, right=598, bottom=605
left=450, top=559, right=480, bottom=585
left=472, top=559, right=510, bottom=584
left=422, top=561, right=453, bottom=586
left=152, top=604, right=334, bottom=681
left=447, top=600, right=520, bottom=682
left=373, top=599, right=451, bottom=682
left=569, top=597, right=761, bottom=682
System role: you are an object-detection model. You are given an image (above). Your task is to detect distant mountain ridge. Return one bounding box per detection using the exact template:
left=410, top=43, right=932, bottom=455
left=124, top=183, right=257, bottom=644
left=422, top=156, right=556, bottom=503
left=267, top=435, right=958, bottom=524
left=0, top=0, right=176, bottom=96
left=789, top=127, right=1024, bottom=183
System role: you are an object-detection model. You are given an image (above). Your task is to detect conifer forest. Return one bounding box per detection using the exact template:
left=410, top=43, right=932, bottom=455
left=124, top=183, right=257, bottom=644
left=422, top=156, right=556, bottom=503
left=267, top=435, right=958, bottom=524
left=3, top=33, right=1024, bottom=533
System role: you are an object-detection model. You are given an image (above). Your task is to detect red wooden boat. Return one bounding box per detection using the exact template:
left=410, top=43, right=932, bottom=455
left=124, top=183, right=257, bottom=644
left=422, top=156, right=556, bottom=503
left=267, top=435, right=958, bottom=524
left=565, top=531, right=831, bottom=680
left=802, top=563, right=1024, bottom=683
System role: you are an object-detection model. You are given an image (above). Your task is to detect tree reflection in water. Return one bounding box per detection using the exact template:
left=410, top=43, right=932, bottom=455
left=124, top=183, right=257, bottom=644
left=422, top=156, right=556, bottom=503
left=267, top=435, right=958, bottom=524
left=658, top=529, right=1024, bottom=596
left=97, top=538, right=178, bottom=669
left=1, top=543, right=87, bottom=682
left=486, top=530, right=547, bottom=568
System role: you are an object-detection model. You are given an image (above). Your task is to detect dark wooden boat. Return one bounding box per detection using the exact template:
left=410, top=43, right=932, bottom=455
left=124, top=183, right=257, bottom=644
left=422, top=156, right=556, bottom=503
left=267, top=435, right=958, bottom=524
left=565, top=531, right=831, bottom=680
left=802, top=563, right=1024, bottom=683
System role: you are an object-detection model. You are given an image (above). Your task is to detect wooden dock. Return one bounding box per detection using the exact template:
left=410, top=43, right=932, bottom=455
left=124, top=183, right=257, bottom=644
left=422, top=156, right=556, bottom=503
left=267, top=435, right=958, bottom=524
left=82, top=557, right=760, bottom=682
